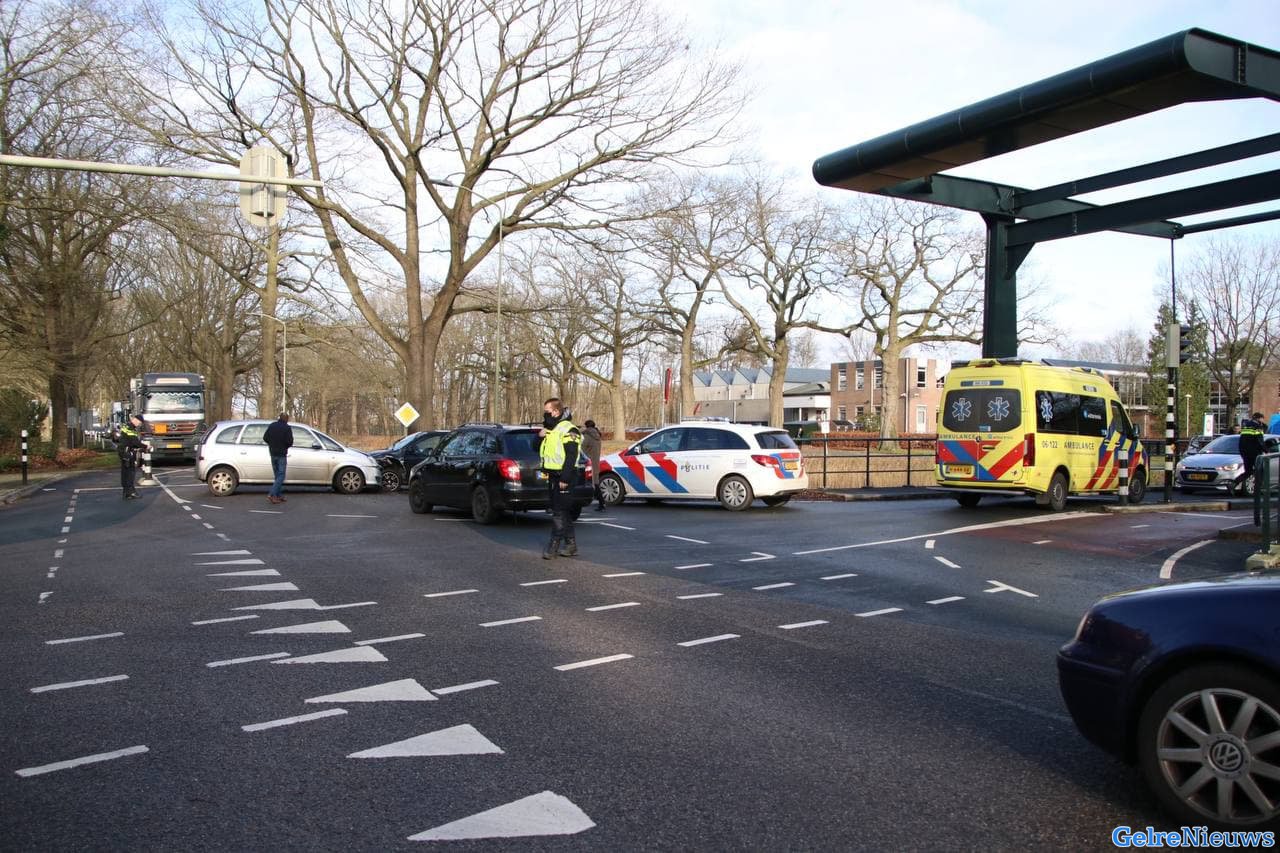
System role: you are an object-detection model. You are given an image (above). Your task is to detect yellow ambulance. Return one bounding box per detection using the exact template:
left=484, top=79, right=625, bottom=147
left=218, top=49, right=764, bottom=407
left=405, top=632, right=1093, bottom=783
left=935, top=359, right=1146, bottom=510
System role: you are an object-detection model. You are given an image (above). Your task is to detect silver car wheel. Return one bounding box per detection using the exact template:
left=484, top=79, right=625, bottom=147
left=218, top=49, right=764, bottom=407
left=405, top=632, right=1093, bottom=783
left=208, top=467, right=238, bottom=497
left=336, top=468, right=365, bottom=494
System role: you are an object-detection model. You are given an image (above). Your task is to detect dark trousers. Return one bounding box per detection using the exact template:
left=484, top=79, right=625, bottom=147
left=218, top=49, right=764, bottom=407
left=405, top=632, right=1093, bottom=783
left=120, top=459, right=136, bottom=496
left=549, top=479, right=575, bottom=541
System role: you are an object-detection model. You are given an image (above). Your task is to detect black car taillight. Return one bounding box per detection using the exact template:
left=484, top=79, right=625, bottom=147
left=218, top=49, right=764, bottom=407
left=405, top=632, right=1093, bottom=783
left=497, top=458, right=521, bottom=482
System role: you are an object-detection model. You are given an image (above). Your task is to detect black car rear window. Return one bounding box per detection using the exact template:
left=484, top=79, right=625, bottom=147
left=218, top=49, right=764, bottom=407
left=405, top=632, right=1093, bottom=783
left=503, top=430, right=542, bottom=459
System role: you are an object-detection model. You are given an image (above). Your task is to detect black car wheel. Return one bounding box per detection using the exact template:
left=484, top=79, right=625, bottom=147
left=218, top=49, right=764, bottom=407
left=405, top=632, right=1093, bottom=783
left=471, top=486, right=500, bottom=524
left=381, top=468, right=402, bottom=492
left=1128, top=467, right=1147, bottom=504
left=334, top=467, right=366, bottom=495
left=599, top=473, right=625, bottom=506
left=408, top=480, right=433, bottom=514
left=1138, top=663, right=1280, bottom=829
left=955, top=494, right=981, bottom=508
left=1037, top=471, right=1068, bottom=512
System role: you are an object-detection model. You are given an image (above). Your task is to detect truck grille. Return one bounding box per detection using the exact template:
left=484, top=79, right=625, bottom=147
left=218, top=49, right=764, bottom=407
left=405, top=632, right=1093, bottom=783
left=149, top=422, right=198, bottom=436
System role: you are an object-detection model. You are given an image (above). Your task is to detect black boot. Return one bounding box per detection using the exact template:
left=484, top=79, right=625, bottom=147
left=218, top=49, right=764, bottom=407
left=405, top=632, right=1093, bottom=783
left=543, top=537, right=560, bottom=560
left=559, top=537, right=578, bottom=557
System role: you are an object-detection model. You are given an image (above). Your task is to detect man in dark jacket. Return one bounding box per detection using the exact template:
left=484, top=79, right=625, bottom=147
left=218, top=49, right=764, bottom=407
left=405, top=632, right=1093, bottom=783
left=263, top=413, right=293, bottom=505
left=118, top=413, right=145, bottom=499
left=581, top=419, right=604, bottom=511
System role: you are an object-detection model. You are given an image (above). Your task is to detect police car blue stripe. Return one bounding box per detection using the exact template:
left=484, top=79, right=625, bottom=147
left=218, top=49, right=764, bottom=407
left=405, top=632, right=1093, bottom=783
left=645, top=466, right=688, bottom=494
left=615, top=467, right=652, bottom=494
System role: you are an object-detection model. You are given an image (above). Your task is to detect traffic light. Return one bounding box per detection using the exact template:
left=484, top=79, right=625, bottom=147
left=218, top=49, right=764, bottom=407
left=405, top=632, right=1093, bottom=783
left=1178, top=324, right=1194, bottom=364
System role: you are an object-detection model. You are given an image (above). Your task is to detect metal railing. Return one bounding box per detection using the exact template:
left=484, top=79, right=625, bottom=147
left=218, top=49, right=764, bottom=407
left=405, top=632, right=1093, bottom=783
left=1254, top=452, right=1280, bottom=555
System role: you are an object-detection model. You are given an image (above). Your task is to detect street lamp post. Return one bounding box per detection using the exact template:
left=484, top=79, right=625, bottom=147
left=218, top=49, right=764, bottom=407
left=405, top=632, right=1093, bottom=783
left=1185, top=393, right=1192, bottom=439
left=430, top=178, right=507, bottom=423
left=252, top=312, right=287, bottom=414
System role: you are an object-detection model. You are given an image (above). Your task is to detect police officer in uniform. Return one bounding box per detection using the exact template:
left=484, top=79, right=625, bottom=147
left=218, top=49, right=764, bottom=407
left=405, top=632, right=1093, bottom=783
left=1239, top=411, right=1267, bottom=493
left=539, top=397, right=582, bottom=559
left=118, top=413, right=145, bottom=499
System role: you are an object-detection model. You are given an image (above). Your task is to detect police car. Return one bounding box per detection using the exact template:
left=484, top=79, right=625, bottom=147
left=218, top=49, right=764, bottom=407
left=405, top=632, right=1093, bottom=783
left=596, top=420, right=808, bottom=510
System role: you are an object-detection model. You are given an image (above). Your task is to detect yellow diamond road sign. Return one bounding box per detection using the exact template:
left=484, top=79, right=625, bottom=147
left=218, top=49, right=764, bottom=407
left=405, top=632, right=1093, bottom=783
left=395, top=403, right=420, bottom=428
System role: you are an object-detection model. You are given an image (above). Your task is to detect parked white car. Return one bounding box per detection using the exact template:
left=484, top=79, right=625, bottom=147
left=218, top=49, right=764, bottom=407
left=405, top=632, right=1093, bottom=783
left=195, top=419, right=382, bottom=497
left=597, top=420, right=808, bottom=511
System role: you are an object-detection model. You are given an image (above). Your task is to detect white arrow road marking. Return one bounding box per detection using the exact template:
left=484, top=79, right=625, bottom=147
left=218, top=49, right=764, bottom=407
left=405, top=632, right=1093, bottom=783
left=233, top=599, right=322, bottom=611
left=207, top=569, right=280, bottom=577
left=46, top=632, right=123, bottom=645
left=740, top=552, right=775, bottom=562
left=206, top=652, right=291, bottom=668
left=250, top=620, right=351, bottom=635
left=197, top=558, right=264, bottom=566
left=1160, top=540, right=1214, bottom=580
left=192, top=615, right=260, bottom=625
left=984, top=580, right=1039, bottom=598
left=30, top=675, right=129, bottom=693
left=15, top=745, right=148, bottom=778
left=219, top=582, right=299, bottom=593
left=678, top=634, right=739, bottom=647
left=349, top=724, right=503, bottom=758
left=432, top=680, right=499, bottom=695
left=408, top=791, right=595, bottom=841
left=554, top=654, right=633, bottom=671
left=934, top=557, right=961, bottom=569
left=306, top=678, right=436, bottom=704
left=243, top=709, right=347, bottom=732
left=666, top=535, right=709, bottom=544
left=273, top=646, right=388, bottom=665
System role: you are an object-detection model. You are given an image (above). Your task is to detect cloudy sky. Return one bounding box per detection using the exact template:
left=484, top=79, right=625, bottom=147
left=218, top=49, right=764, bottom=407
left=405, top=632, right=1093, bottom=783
left=663, top=0, right=1280, bottom=358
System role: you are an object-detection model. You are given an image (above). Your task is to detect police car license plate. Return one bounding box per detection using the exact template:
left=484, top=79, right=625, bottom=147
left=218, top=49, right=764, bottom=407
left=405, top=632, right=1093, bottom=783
left=946, top=464, right=974, bottom=478
left=1187, top=472, right=1212, bottom=482
left=783, top=460, right=798, bottom=471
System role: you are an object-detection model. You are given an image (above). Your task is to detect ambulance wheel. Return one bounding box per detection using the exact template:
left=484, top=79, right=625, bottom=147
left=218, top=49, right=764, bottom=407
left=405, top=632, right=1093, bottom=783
left=1040, top=471, right=1068, bottom=512
left=599, top=473, right=625, bottom=506
left=1128, top=467, right=1147, bottom=504
left=954, top=494, right=981, bottom=508
left=717, top=475, right=754, bottom=511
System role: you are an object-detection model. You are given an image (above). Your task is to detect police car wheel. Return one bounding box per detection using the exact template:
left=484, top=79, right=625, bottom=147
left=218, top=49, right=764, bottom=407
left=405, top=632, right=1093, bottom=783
left=599, top=473, right=625, bottom=506
left=718, top=475, right=754, bottom=511
left=207, top=466, right=238, bottom=497
left=1137, top=664, right=1280, bottom=829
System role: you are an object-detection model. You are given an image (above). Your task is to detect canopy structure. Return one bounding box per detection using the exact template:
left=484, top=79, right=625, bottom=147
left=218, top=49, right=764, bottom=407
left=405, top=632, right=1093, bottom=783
left=812, top=28, right=1280, bottom=357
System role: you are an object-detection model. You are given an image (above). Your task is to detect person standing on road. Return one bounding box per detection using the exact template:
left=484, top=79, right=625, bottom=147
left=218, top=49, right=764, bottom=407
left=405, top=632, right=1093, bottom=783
left=118, top=413, right=145, bottom=500
left=581, top=419, right=605, bottom=512
left=538, top=398, right=582, bottom=559
left=264, top=412, right=293, bottom=505
left=1239, top=411, right=1267, bottom=490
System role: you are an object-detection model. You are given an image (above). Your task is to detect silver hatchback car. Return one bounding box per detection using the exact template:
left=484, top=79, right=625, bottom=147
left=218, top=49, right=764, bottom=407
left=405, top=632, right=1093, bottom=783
left=1175, top=433, right=1279, bottom=496
left=196, top=419, right=382, bottom=497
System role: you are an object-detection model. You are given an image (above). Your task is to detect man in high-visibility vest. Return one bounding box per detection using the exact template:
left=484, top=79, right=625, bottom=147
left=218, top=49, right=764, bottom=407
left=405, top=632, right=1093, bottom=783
left=117, top=413, right=145, bottom=499
left=1239, top=411, right=1267, bottom=494
left=539, top=397, right=582, bottom=559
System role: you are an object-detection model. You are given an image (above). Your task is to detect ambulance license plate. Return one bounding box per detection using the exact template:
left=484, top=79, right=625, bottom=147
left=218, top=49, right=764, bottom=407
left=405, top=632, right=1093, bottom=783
left=946, top=465, right=974, bottom=478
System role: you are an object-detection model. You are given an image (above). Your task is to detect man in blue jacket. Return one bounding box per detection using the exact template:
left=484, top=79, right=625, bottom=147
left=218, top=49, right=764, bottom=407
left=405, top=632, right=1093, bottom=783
left=263, top=413, right=293, bottom=505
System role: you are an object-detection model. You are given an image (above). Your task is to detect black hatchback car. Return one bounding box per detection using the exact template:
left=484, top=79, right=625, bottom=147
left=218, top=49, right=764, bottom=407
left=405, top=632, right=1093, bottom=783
left=407, top=423, right=593, bottom=523
left=1058, top=574, right=1280, bottom=829
left=370, top=430, right=447, bottom=492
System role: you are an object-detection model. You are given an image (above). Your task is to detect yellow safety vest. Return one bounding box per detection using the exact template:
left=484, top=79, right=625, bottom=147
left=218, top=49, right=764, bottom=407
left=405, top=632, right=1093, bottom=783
left=1241, top=420, right=1264, bottom=437
left=540, top=420, right=580, bottom=471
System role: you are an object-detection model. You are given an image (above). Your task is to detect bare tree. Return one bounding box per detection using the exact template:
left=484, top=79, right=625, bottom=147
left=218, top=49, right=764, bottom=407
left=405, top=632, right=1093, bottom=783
left=144, top=0, right=742, bottom=426
left=838, top=199, right=983, bottom=437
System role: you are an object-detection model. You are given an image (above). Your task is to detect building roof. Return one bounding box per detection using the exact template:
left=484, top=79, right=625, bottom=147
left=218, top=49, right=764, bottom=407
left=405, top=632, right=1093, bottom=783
left=691, top=366, right=833, bottom=386
left=783, top=382, right=829, bottom=396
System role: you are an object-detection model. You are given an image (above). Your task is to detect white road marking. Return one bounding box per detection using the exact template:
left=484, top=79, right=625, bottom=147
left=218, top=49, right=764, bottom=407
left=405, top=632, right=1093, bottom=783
left=53, top=549, right=63, bottom=559
left=206, top=652, right=291, bottom=667
left=251, top=620, right=350, bottom=635
left=30, top=675, right=129, bottom=693
left=63, top=516, right=72, bottom=523
left=793, top=511, right=1096, bottom=555
left=407, top=791, right=594, bottom=841
left=857, top=607, right=903, bottom=618
left=603, top=571, right=645, bottom=578
left=925, top=539, right=935, bottom=549
left=592, top=522, right=635, bottom=531
left=554, top=654, right=633, bottom=671
left=350, top=724, right=503, bottom=758
left=934, top=557, right=961, bottom=569
left=424, top=589, right=478, bottom=598
left=38, top=592, right=53, bottom=604
left=219, top=582, right=299, bottom=593
left=192, top=615, right=260, bottom=625
left=316, top=601, right=378, bottom=610
left=60, top=526, right=69, bottom=534
left=585, top=602, right=640, bottom=612
left=181, top=506, right=191, bottom=512
left=779, top=620, right=827, bottom=630
left=198, top=558, right=264, bottom=566
left=233, top=598, right=322, bottom=611
left=193, top=549, right=252, bottom=556
left=675, top=563, right=712, bottom=570
left=15, top=745, right=148, bottom=778
left=306, top=679, right=436, bottom=703
left=249, top=510, right=282, bottom=515
left=207, top=569, right=280, bottom=577
left=46, top=632, right=123, bottom=645
left=677, top=593, right=723, bottom=600
left=201, top=505, right=222, bottom=510
left=216, top=533, right=231, bottom=540
left=327, top=514, right=377, bottom=518
left=242, top=708, right=347, bottom=732
left=927, top=596, right=966, bottom=605
left=191, top=515, right=201, bottom=520
left=740, top=552, right=775, bottom=562
left=432, top=680, right=499, bottom=695
left=520, top=579, right=567, bottom=586
left=434, top=518, right=472, bottom=522
left=1159, top=511, right=1233, bottom=519
left=353, top=633, right=427, bottom=645
left=1130, top=524, right=1150, bottom=529
left=479, top=617, right=542, bottom=628
left=821, top=573, right=858, bottom=580
left=41, top=487, right=57, bottom=491
left=666, top=534, right=710, bottom=544
left=753, top=582, right=794, bottom=591
left=273, top=646, right=388, bottom=664
left=984, top=580, right=1039, bottom=598
left=678, top=634, right=739, bottom=647
left=1160, top=539, right=1215, bottom=580
left=1033, top=539, right=1052, bottom=545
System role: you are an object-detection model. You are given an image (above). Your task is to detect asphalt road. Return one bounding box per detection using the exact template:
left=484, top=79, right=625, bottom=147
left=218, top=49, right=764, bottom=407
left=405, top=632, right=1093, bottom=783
left=0, top=467, right=1261, bottom=850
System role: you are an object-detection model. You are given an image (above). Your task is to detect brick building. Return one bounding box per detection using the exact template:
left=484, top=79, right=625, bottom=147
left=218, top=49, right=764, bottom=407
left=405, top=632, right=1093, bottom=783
left=829, top=358, right=946, bottom=433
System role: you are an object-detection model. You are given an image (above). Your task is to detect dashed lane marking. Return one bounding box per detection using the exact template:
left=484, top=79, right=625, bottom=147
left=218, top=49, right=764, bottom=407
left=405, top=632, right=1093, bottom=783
left=857, top=608, right=903, bottom=618
left=15, top=745, right=149, bottom=778
left=316, top=601, right=378, bottom=611
left=821, top=573, right=858, bottom=580
left=925, top=539, right=935, bottom=549
left=677, top=593, right=723, bottom=600
left=1160, top=539, right=1215, bottom=580
left=678, top=634, right=739, bottom=647
left=520, top=579, right=567, bottom=586
left=591, top=522, right=635, bottom=531
left=554, top=654, right=633, bottom=671
left=1130, top=524, right=1149, bottom=529
left=479, top=617, right=542, bottom=628
left=603, top=572, right=645, bottom=578
left=1033, top=539, right=1052, bottom=545
left=675, top=563, right=712, bottom=570
left=354, top=633, right=427, bottom=645
left=201, top=505, right=222, bottom=510
left=206, top=652, right=291, bottom=667
left=779, top=620, right=827, bottom=630
left=424, top=589, right=479, bottom=598
left=432, top=680, right=499, bottom=695
left=928, top=596, right=965, bottom=605
left=934, top=557, right=961, bottom=569
left=193, top=550, right=252, bottom=556
left=202, top=523, right=215, bottom=529
left=585, top=602, right=640, bottom=612
left=328, top=514, right=377, bottom=518
left=192, top=615, right=260, bottom=625
left=53, top=549, right=63, bottom=559
left=46, top=632, right=123, bottom=645
left=249, top=510, right=283, bottom=515
left=242, top=709, right=347, bottom=732
left=30, top=675, right=129, bottom=693
left=666, top=535, right=709, bottom=544
left=753, top=582, right=794, bottom=591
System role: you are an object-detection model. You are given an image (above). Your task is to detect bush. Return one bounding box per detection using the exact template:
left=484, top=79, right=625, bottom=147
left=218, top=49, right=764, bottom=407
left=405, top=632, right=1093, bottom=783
left=0, top=388, right=47, bottom=443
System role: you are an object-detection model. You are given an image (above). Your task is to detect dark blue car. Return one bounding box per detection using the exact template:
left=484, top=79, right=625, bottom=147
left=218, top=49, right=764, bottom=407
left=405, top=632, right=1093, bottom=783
left=369, top=430, right=447, bottom=492
left=1058, top=574, right=1280, bottom=829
